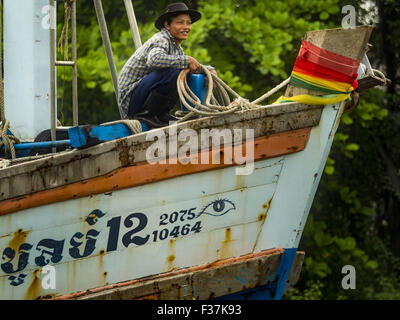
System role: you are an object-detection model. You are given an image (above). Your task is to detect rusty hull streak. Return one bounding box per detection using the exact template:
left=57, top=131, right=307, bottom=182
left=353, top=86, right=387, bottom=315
left=98, top=249, right=108, bottom=285
left=164, top=239, right=176, bottom=272
left=24, top=269, right=42, bottom=300
left=219, top=228, right=233, bottom=260
left=7, top=228, right=31, bottom=250
left=252, top=196, right=274, bottom=253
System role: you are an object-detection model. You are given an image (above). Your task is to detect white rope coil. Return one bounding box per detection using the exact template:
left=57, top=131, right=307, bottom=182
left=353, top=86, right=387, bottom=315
left=176, top=65, right=290, bottom=122
left=102, top=119, right=142, bottom=134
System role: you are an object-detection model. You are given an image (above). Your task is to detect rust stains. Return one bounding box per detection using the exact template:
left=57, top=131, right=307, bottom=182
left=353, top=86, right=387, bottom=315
left=116, top=139, right=135, bottom=167
left=252, top=197, right=273, bottom=252
left=8, top=229, right=30, bottom=250
left=208, top=292, right=216, bottom=299
left=164, top=239, right=176, bottom=272
left=71, top=259, right=77, bottom=289
left=137, top=293, right=160, bottom=300
left=260, top=197, right=273, bottom=218
left=98, top=249, right=107, bottom=284
left=225, top=228, right=232, bottom=241
left=258, top=213, right=266, bottom=221
left=287, top=145, right=299, bottom=152
left=24, top=269, right=41, bottom=300
left=220, top=228, right=233, bottom=260
left=53, top=248, right=283, bottom=300
left=235, top=174, right=245, bottom=190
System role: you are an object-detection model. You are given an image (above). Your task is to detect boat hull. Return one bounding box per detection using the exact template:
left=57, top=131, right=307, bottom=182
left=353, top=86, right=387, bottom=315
left=0, top=102, right=343, bottom=300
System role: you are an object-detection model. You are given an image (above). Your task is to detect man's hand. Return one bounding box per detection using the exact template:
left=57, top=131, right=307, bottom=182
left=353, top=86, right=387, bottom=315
left=187, top=56, right=201, bottom=74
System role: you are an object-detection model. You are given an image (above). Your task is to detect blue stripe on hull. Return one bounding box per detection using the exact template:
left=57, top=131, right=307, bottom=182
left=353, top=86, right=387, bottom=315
left=215, top=248, right=298, bottom=300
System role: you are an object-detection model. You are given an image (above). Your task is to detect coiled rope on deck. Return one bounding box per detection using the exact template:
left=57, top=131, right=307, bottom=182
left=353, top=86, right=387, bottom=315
left=176, top=65, right=290, bottom=122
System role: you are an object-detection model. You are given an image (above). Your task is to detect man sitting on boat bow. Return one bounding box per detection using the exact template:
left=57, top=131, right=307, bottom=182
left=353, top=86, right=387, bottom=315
left=118, top=2, right=215, bottom=129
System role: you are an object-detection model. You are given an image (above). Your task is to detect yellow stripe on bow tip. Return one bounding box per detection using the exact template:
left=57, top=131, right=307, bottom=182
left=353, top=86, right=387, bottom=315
left=274, top=93, right=351, bottom=105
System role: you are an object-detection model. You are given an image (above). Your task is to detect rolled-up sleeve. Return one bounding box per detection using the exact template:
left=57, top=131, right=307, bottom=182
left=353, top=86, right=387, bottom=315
left=146, top=37, right=188, bottom=69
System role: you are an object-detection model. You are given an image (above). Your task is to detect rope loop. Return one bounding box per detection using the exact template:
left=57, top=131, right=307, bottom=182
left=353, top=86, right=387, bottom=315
left=176, top=65, right=287, bottom=122
left=372, top=69, right=387, bottom=86
left=58, top=0, right=76, bottom=60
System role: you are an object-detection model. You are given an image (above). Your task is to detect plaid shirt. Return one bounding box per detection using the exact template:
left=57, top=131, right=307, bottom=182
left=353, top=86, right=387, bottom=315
left=118, top=28, right=188, bottom=118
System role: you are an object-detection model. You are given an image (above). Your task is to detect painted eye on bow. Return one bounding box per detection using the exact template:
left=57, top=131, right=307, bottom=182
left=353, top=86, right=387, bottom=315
left=197, top=199, right=236, bottom=217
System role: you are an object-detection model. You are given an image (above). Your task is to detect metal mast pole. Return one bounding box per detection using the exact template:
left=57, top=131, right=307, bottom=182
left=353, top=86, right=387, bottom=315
left=71, top=0, right=78, bottom=126
left=123, top=0, right=142, bottom=50
left=49, top=0, right=56, bottom=151
left=93, top=0, right=122, bottom=118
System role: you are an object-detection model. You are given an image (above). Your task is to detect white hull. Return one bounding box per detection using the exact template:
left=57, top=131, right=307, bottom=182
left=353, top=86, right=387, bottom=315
left=0, top=103, right=342, bottom=299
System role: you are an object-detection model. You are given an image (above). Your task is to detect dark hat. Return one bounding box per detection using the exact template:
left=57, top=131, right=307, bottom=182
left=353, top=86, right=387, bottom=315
left=155, top=2, right=202, bottom=30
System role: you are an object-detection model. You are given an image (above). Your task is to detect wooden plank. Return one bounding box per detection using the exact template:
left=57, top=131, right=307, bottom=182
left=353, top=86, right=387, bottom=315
left=49, top=249, right=304, bottom=300
left=0, top=128, right=311, bottom=215
left=357, top=74, right=387, bottom=93
left=0, top=103, right=322, bottom=202
left=286, top=251, right=305, bottom=290
left=303, top=26, right=373, bottom=59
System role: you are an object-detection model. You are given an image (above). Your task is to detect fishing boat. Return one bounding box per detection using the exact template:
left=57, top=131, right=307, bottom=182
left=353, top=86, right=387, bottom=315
left=0, top=1, right=386, bottom=300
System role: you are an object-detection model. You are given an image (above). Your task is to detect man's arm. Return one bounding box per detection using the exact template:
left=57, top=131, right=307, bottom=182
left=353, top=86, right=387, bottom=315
left=147, top=38, right=188, bottom=69
left=147, top=37, right=202, bottom=73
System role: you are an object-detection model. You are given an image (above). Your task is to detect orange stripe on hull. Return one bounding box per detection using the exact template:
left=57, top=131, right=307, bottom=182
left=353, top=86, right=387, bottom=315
left=0, top=128, right=311, bottom=215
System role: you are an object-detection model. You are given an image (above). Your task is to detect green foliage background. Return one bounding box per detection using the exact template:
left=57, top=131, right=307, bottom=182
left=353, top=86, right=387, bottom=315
left=55, top=0, right=400, bottom=299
